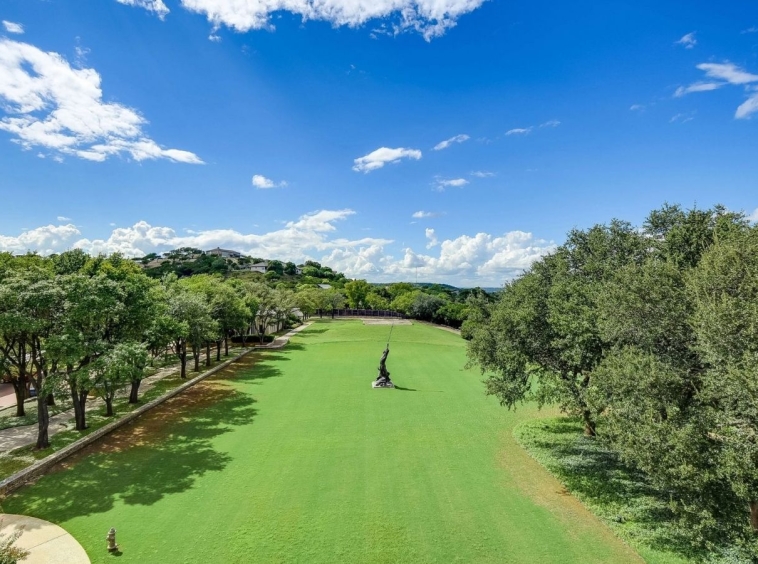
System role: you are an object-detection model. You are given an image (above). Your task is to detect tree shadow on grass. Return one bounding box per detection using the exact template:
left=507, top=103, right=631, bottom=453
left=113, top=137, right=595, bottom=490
left=2, top=357, right=285, bottom=522
left=516, top=418, right=736, bottom=561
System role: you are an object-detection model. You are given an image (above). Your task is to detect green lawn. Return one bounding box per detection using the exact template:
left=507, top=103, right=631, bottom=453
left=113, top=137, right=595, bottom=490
left=1, top=321, right=642, bottom=563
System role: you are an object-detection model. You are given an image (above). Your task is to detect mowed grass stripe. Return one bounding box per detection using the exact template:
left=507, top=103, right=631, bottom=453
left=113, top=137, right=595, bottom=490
left=2, top=320, right=642, bottom=563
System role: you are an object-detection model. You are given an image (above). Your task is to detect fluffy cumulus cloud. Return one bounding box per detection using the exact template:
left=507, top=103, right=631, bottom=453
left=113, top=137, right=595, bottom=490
left=115, top=0, right=170, bottom=19
left=2, top=21, right=24, bottom=34
left=0, top=38, right=202, bottom=163
left=675, top=62, right=758, bottom=119
left=140, top=0, right=487, bottom=41
left=252, top=174, right=287, bottom=189
left=433, top=133, right=469, bottom=151
left=353, top=147, right=422, bottom=172
left=0, top=224, right=81, bottom=255
left=379, top=230, right=555, bottom=285
left=0, top=213, right=555, bottom=286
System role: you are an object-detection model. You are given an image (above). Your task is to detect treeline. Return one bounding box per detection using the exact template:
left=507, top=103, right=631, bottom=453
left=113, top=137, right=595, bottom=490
left=466, top=204, right=758, bottom=554
left=0, top=250, right=306, bottom=450
left=340, top=280, right=493, bottom=329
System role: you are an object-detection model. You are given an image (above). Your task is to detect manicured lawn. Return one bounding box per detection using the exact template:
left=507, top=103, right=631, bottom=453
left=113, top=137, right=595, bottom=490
left=1, top=321, right=642, bottom=563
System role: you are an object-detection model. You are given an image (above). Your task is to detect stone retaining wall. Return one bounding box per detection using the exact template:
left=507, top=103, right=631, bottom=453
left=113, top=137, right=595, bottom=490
left=0, top=347, right=255, bottom=497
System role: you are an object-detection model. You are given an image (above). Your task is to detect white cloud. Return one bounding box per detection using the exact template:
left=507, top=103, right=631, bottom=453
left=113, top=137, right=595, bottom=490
left=471, top=170, right=494, bottom=178
left=0, top=38, right=202, bottom=164
left=674, top=82, right=724, bottom=97
left=505, top=127, right=533, bottom=136
left=252, top=174, right=287, bottom=189
left=1, top=212, right=556, bottom=286
left=380, top=230, right=556, bottom=285
left=675, top=62, right=758, bottom=119
left=736, top=92, right=758, bottom=119
left=743, top=27, right=758, bottom=34
left=540, top=119, right=560, bottom=127
left=2, top=21, right=24, bottom=34
left=0, top=224, right=81, bottom=255
left=434, top=178, right=468, bottom=190
left=115, top=0, right=170, bottom=19
left=433, top=133, right=469, bottom=151
left=696, top=62, right=758, bottom=85
left=425, top=228, right=439, bottom=249
left=57, top=216, right=72, bottom=222
left=353, top=147, right=422, bottom=172
left=675, top=32, right=697, bottom=49
left=412, top=211, right=441, bottom=218
left=629, top=104, right=645, bottom=111
left=747, top=208, right=758, bottom=223
left=158, top=0, right=486, bottom=41
left=670, top=112, right=695, bottom=123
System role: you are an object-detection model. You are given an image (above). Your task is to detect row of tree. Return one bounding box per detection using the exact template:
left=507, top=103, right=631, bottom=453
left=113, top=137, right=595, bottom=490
left=340, top=279, right=490, bottom=329
left=466, top=204, right=758, bottom=553
left=0, top=250, right=303, bottom=450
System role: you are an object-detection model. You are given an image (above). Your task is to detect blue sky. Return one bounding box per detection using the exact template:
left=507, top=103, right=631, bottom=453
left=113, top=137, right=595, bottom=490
left=1, top=0, right=757, bottom=286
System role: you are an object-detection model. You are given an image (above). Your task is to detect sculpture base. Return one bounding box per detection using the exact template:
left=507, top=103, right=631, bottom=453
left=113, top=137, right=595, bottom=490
left=372, top=380, right=395, bottom=389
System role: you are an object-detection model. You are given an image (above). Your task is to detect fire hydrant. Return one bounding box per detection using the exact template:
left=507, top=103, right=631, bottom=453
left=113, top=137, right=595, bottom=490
left=106, top=528, right=118, bottom=552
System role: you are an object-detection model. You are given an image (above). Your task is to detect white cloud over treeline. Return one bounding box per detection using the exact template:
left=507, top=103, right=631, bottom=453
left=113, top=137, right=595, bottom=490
left=0, top=210, right=555, bottom=286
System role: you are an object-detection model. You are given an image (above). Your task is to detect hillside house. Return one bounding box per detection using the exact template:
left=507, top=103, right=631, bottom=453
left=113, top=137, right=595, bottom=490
left=207, top=247, right=243, bottom=259
left=248, top=261, right=269, bottom=274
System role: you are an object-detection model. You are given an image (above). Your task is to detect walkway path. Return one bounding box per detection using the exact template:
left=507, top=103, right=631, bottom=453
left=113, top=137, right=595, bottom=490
left=0, top=323, right=312, bottom=454
left=0, top=514, right=90, bottom=563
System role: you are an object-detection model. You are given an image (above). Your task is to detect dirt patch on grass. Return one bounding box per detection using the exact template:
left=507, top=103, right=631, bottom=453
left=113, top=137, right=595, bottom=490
left=501, top=413, right=644, bottom=563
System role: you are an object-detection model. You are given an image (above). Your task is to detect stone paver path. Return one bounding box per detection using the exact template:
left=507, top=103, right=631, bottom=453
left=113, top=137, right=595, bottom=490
left=0, top=514, right=90, bottom=563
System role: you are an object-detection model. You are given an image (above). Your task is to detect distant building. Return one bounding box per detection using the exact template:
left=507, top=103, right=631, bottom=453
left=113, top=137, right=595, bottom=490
left=318, top=284, right=332, bottom=290
left=207, top=247, right=243, bottom=259
left=295, top=266, right=303, bottom=275
left=248, top=261, right=269, bottom=274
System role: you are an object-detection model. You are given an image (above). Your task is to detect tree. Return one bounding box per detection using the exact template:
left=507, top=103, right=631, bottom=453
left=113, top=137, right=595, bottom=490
left=268, top=260, right=284, bottom=275
left=51, top=273, right=124, bottom=431
left=211, top=282, right=248, bottom=358
left=273, top=289, right=296, bottom=332
left=467, top=220, right=648, bottom=436
left=284, top=261, right=298, bottom=276
left=365, top=291, right=390, bottom=311
left=409, top=292, right=446, bottom=321
left=688, top=228, right=758, bottom=534
left=248, top=284, right=277, bottom=344
left=344, top=280, right=371, bottom=308
left=167, top=288, right=209, bottom=378
left=92, top=342, right=148, bottom=416
left=324, top=289, right=346, bottom=318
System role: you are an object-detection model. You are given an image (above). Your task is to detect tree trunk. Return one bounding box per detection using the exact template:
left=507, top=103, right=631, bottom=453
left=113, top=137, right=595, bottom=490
left=46, top=393, right=55, bottom=407
left=217, top=339, right=222, bottom=361
left=35, top=394, right=49, bottom=449
left=180, top=342, right=187, bottom=379
left=205, top=342, right=211, bottom=367
left=11, top=378, right=26, bottom=417
left=129, top=380, right=141, bottom=403
left=79, top=390, right=89, bottom=429
left=70, top=387, right=89, bottom=431
left=583, top=410, right=597, bottom=437
left=224, top=337, right=229, bottom=356
left=750, top=500, right=758, bottom=533
left=104, top=397, right=114, bottom=417
left=194, top=348, right=200, bottom=372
